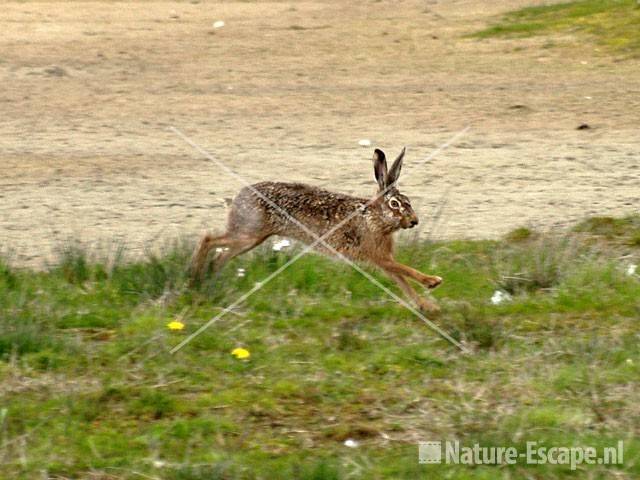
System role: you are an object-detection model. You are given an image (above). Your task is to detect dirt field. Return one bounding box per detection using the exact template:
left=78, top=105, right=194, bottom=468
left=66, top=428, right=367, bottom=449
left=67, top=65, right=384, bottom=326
left=2, top=0, right=639, bottom=267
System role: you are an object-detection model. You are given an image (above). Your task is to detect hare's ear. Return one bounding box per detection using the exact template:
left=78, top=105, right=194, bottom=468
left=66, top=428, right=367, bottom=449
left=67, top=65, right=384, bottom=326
left=387, top=147, right=405, bottom=186
left=373, top=149, right=388, bottom=191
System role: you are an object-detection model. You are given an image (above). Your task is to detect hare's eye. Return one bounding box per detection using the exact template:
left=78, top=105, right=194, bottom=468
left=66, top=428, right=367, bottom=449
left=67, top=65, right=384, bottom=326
left=389, top=198, right=401, bottom=210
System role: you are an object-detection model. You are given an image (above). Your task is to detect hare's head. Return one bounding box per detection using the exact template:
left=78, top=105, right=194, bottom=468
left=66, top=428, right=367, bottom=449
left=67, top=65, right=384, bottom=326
left=372, top=148, right=419, bottom=230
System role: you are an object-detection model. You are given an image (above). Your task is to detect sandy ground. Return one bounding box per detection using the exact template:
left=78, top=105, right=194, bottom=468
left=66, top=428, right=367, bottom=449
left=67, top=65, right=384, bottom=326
left=1, top=0, right=639, bottom=267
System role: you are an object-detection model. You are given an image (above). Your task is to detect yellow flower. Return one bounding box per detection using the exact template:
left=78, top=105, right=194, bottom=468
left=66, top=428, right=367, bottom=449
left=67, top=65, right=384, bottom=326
left=231, top=347, right=250, bottom=359
left=167, top=320, right=185, bottom=331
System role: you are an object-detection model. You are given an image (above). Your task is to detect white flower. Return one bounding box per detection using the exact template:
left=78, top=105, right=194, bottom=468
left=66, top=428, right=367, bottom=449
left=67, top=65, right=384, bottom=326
left=344, top=439, right=359, bottom=448
left=626, top=264, right=637, bottom=276
left=273, top=239, right=291, bottom=251
left=237, top=268, right=246, bottom=277
left=358, top=139, right=372, bottom=147
left=491, top=290, right=511, bottom=305
left=213, top=20, right=225, bottom=29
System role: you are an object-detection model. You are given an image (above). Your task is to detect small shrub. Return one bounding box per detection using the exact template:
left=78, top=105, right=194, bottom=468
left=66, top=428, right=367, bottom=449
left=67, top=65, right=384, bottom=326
left=130, top=390, right=176, bottom=419
left=57, top=245, right=90, bottom=285
left=335, top=322, right=366, bottom=351
left=574, top=215, right=640, bottom=240
left=449, top=302, right=504, bottom=349
left=494, top=234, right=587, bottom=295
left=629, top=231, right=640, bottom=247
left=505, top=227, right=536, bottom=242
left=0, top=317, right=60, bottom=359
left=109, top=244, right=192, bottom=299
left=0, top=259, right=17, bottom=291
left=27, top=349, right=68, bottom=371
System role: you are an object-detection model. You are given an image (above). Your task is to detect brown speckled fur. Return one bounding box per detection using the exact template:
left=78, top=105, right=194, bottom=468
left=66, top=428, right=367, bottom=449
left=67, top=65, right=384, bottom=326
left=191, top=148, right=442, bottom=313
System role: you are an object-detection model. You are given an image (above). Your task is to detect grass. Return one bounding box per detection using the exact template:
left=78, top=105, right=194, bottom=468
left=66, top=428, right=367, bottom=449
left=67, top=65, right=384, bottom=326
left=1, top=216, right=639, bottom=479
left=470, top=0, right=640, bottom=57
left=574, top=215, right=640, bottom=246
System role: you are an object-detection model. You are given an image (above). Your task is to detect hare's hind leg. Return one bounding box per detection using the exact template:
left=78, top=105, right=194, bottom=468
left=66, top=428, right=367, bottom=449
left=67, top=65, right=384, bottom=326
left=209, top=234, right=269, bottom=274
left=190, top=233, right=231, bottom=283
left=190, top=231, right=268, bottom=283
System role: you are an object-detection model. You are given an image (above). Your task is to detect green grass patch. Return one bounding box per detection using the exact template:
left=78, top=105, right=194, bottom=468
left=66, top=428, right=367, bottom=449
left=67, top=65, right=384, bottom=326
left=471, top=0, right=640, bottom=57
left=574, top=214, right=640, bottom=245
left=0, top=219, right=639, bottom=478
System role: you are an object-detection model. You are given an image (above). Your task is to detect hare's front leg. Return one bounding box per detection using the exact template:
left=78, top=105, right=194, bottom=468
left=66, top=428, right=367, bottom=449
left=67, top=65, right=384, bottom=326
left=378, top=260, right=442, bottom=289
left=386, top=272, right=440, bottom=314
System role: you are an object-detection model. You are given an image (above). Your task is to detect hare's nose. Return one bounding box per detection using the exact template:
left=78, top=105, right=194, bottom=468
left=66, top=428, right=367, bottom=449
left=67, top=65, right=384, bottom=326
left=410, top=218, right=419, bottom=227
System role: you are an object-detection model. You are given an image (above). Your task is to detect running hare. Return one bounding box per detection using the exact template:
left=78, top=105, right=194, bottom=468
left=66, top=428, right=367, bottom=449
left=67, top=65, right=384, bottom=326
left=191, top=148, right=442, bottom=312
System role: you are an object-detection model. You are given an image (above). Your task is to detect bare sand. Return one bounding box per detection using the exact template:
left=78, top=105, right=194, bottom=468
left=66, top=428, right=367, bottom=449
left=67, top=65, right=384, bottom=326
left=1, top=1, right=639, bottom=266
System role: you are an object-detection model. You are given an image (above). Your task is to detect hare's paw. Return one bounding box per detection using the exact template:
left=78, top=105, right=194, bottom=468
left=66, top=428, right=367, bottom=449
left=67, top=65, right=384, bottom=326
left=423, top=275, right=443, bottom=289
left=417, top=298, right=441, bottom=315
